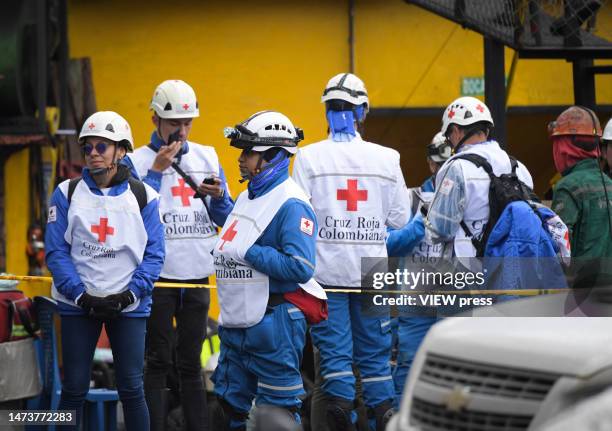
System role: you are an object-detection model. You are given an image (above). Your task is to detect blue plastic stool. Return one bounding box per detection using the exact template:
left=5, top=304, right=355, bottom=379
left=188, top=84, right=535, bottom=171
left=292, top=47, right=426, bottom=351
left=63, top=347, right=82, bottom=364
left=26, top=297, right=119, bottom=431
left=84, top=389, right=119, bottom=431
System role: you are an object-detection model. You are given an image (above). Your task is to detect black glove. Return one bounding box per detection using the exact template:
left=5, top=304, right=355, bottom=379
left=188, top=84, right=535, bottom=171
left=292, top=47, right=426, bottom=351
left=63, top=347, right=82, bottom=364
left=104, top=290, right=136, bottom=311
left=76, top=292, right=107, bottom=314
left=77, top=291, right=135, bottom=320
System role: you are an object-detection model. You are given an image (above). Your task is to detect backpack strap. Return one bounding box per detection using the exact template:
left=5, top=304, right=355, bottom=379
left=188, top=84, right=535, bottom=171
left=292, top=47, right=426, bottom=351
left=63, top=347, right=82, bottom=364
left=67, top=176, right=147, bottom=212
left=127, top=177, right=148, bottom=212
left=509, top=156, right=519, bottom=173
left=451, top=154, right=494, bottom=256
left=453, top=153, right=494, bottom=177
left=67, top=177, right=82, bottom=205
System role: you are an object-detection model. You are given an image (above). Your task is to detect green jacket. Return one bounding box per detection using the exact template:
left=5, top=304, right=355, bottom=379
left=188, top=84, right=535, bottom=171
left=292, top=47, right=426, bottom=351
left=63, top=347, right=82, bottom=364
left=552, top=158, right=612, bottom=259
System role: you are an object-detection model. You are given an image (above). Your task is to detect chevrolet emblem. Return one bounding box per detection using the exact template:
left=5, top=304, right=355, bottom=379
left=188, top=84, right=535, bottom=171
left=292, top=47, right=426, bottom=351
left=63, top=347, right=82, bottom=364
left=444, top=385, right=471, bottom=412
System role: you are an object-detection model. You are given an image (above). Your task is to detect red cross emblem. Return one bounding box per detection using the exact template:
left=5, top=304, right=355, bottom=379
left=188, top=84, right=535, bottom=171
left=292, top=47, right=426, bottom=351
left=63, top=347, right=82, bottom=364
left=183, top=103, right=189, bottom=110
left=91, top=217, right=115, bottom=243
left=564, top=230, right=571, bottom=250
left=476, top=104, right=485, bottom=113
left=171, top=178, right=195, bottom=206
left=448, top=109, right=455, bottom=119
left=219, top=219, right=238, bottom=251
left=337, top=179, right=368, bottom=212
left=88, top=123, right=96, bottom=130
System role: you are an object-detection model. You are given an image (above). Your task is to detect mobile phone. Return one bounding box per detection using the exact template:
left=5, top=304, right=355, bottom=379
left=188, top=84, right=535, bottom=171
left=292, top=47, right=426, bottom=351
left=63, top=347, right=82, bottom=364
left=203, top=177, right=216, bottom=185
left=167, top=129, right=181, bottom=145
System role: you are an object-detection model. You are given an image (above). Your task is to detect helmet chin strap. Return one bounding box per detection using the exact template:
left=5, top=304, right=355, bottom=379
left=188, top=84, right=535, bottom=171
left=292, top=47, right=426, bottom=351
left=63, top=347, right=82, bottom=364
left=90, top=146, right=120, bottom=177
left=452, top=126, right=488, bottom=154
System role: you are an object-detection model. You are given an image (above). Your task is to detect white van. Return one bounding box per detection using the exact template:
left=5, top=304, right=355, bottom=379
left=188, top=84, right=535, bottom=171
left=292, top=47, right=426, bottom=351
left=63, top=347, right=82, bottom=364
left=387, top=290, right=612, bottom=431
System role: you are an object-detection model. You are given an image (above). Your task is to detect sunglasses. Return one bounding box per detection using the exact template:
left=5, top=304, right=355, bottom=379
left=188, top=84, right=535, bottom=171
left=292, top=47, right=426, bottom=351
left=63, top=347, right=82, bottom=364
left=81, top=142, right=112, bottom=155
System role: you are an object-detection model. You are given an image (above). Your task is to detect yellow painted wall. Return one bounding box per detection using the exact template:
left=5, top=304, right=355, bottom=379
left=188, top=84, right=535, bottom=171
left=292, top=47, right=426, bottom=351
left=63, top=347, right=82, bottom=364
left=4, top=148, right=30, bottom=277
left=67, top=0, right=350, bottom=198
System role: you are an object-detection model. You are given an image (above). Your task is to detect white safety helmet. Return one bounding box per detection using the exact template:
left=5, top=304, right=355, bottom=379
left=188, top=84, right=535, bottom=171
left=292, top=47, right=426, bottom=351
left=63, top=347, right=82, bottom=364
left=427, top=132, right=452, bottom=163
left=604, top=118, right=612, bottom=142
left=224, top=111, right=303, bottom=154
left=321, top=73, right=369, bottom=110
left=441, top=96, right=494, bottom=136
left=78, top=111, right=134, bottom=152
left=150, top=80, right=199, bottom=119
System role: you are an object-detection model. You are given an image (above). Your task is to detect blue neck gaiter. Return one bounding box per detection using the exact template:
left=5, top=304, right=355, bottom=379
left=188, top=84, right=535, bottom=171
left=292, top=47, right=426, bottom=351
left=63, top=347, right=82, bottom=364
left=248, top=151, right=290, bottom=198
left=326, top=106, right=365, bottom=142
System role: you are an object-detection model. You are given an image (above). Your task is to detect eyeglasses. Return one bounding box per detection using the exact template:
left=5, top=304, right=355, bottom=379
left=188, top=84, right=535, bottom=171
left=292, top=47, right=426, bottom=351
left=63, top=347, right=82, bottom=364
left=81, top=142, right=111, bottom=155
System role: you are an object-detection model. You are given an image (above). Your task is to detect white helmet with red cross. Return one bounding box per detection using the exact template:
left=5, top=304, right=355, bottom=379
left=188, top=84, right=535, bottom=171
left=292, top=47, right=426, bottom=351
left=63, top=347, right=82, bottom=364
left=78, top=111, right=134, bottom=152
left=441, top=97, right=494, bottom=136
left=150, top=80, right=199, bottom=119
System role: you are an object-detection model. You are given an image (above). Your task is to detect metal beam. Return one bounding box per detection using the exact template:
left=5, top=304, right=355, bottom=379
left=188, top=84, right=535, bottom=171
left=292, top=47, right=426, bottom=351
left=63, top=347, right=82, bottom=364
left=518, top=47, right=612, bottom=59
left=58, top=0, right=70, bottom=129
left=572, top=58, right=596, bottom=109
left=348, top=0, right=355, bottom=73
left=35, top=0, right=47, bottom=133
left=484, top=37, right=507, bottom=148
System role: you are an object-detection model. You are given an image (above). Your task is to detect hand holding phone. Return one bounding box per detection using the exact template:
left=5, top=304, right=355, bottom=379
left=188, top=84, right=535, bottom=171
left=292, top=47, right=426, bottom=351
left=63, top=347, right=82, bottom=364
left=167, top=129, right=181, bottom=145
left=203, top=177, right=216, bottom=185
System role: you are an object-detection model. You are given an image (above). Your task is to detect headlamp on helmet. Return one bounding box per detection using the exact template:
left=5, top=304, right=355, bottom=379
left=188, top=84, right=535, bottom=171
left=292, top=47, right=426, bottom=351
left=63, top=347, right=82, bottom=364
left=224, top=111, right=303, bottom=154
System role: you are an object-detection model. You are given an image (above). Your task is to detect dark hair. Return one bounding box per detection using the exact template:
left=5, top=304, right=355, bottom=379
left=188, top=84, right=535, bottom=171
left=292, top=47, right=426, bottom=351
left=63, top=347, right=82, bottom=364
left=457, top=120, right=492, bottom=137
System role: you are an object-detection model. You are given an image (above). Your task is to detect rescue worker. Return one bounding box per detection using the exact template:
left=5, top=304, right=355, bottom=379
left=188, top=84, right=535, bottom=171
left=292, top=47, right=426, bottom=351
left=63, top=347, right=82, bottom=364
left=550, top=106, right=612, bottom=263
left=425, top=96, right=534, bottom=258
left=212, top=110, right=325, bottom=430
left=45, top=111, right=165, bottom=430
left=387, top=132, right=450, bottom=407
left=601, top=118, right=612, bottom=177
left=129, top=80, right=233, bottom=431
left=293, top=73, right=412, bottom=431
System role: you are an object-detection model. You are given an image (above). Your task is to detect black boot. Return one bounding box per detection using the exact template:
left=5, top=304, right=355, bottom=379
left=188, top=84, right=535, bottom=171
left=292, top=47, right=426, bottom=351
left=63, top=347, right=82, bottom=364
left=181, top=388, right=208, bottom=431
left=367, top=400, right=394, bottom=431
left=145, top=388, right=169, bottom=431
left=211, top=396, right=248, bottom=431
left=326, top=397, right=356, bottom=431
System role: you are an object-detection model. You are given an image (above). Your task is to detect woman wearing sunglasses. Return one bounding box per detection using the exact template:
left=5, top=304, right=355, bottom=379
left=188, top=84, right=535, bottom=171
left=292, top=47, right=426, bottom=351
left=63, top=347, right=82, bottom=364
left=45, top=111, right=165, bottom=430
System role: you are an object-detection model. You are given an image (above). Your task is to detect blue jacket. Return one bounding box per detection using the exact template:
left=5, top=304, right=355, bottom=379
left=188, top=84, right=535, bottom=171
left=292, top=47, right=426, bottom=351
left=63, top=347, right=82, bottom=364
left=486, top=202, right=558, bottom=258
left=386, top=178, right=428, bottom=257
left=243, top=170, right=317, bottom=294
left=45, top=168, right=166, bottom=316
left=484, top=201, right=567, bottom=296
left=125, top=132, right=235, bottom=227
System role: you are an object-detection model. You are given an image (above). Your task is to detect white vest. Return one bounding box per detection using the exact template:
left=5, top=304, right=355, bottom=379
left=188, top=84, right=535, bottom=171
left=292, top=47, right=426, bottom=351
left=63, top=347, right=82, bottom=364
left=292, top=135, right=412, bottom=287
left=51, top=179, right=158, bottom=311
left=213, top=178, right=325, bottom=328
left=435, top=142, right=533, bottom=258
left=131, top=142, right=219, bottom=279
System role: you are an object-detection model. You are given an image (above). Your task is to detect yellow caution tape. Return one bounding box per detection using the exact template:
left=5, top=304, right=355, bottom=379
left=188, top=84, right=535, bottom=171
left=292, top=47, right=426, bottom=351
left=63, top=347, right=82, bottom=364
left=0, top=274, right=568, bottom=296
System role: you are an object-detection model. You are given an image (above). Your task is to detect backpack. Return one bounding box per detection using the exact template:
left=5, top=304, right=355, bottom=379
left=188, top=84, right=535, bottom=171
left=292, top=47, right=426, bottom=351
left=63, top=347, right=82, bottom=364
left=0, top=289, right=39, bottom=342
left=454, top=153, right=542, bottom=257
left=67, top=176, right=147, bottom=211
left=453, top=154, right=567, bottom=297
